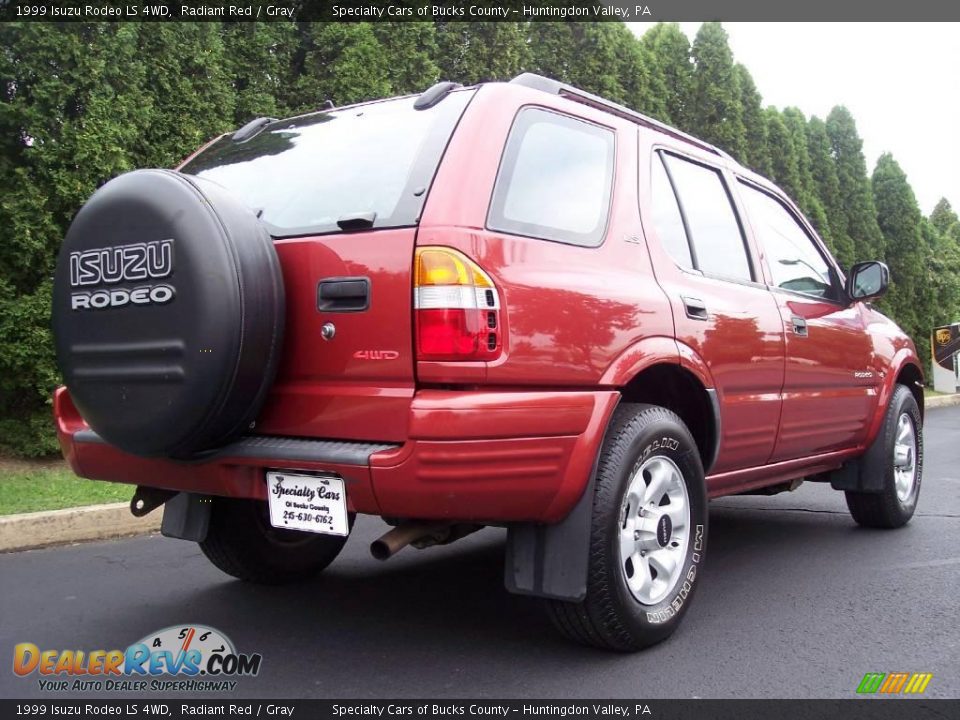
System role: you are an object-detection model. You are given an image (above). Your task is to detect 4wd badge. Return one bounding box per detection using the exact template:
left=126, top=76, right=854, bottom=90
left=353, top=350, right=399, bottom=360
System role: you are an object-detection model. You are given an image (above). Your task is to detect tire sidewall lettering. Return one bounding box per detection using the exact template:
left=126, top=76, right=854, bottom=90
left=613, top=425, right=707, bottom=630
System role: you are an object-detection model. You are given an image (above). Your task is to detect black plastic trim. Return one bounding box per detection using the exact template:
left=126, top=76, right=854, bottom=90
left=72, top=430, right=397, bottom=466
left=705, top=388, right=721, bottom=475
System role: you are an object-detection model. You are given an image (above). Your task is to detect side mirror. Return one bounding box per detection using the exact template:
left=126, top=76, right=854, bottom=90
left=847, top=261, right=889, bottom=301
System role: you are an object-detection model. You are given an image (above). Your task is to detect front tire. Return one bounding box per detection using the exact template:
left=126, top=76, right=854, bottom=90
left=199, top=497, right=351, bottom=584
left=845, top=384, right=923, bottom=529
left=546, top=404, right=708, bottom=651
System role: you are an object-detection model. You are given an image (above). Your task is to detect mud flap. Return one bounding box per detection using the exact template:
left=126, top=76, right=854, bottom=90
left=505, top=389, right=715, bottom=600
left=504, top=411, right=613, bottom=601
left=160, top=492, right=212, bottom=542
left=828, top=459, right=885, bottom=494
left=504, top=474, right=595, bottom=602
left=828, top=395, right=892, bottom=494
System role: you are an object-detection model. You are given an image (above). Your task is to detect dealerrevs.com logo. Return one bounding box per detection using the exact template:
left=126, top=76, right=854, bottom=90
left=13, top=625, right=262, bottom=692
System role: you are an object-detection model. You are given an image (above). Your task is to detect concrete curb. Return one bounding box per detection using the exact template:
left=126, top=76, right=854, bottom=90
left=0, top=502, right=161, bottom=553
left=926, top=394, right=960, bottom=409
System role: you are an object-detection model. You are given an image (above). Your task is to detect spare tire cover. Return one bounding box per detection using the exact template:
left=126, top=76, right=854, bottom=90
left=52, top=169, right=284, bottom=458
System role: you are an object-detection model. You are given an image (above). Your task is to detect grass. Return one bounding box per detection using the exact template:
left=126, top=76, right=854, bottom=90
left=0, top=463, right=132, bottom=515
left=923, top=387, right=951, bottom=397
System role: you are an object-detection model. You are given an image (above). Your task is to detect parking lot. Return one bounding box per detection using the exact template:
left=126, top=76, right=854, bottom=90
left=2, top=406, right=958, bottom=699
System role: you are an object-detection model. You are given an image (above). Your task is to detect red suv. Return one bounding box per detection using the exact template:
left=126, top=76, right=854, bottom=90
left=51, top=74, right=924, bottom=651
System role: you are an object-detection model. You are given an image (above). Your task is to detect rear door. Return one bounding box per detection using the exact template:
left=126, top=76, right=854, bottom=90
left=644, top=147, right=785, bottom=475
left=735, top=180, right=880, bottom=459
left=181, top=91, right=474, bottom=442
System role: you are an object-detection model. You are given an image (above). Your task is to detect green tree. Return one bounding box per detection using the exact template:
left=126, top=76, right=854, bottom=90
left=735, top=64, right=771, bottom=176
left=924, top=219, right=960, bottom=328
left=435, top=22, right=528, bottom=85
left=534, top=23, right=624, bottom=102
left=687, top=23, right=745, bottom=158
left=222, top=22, right=297, bottom=125
left=638, top=23, right=693, bottom=127
left=133, top=23, right=235, bottom=167
left=826, top=106, right=884, bottom=262
left=806, top=116, right=856, bottom=268
left=526, top=23, right=669, bottom=118
left=286, top=23, right=391, bottom=112
left=926, top=199, right=960, bottom=327
left=781, top=107, right=831, bottom=246
left=372, top=22, right=440, bottom=95
left=764, top=108, right=802, bottom=200
left=930, top=198, right=960, bottom=242
left=612, top=24, right=669, bottom=121
left=0, top=23, right=151, bottom=455
left=872, top=153, right=933, bottom=360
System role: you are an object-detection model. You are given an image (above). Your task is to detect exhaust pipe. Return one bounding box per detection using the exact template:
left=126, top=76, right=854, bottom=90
left=370, top=522, right=483, bottom=561
left=371, top=522, right=450, bottom=561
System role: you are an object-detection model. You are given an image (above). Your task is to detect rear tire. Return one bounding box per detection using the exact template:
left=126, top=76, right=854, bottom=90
left=546, top=403, right=708, bottom=651
left=845, top=384, right=923, bottom=529
left=199, top=497, right=351, bottom=584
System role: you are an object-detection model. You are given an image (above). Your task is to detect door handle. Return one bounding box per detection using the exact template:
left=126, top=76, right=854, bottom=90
left=791, top=315, right=808, bottom=337
left=317, top=277, right=370, bottom=312
left=682, top=296, right=708, bottom=321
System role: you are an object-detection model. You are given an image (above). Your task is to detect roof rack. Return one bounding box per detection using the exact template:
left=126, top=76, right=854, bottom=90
left=414, top=81, right=463, bottom=110
left=232, top=116, right=276, bottom=143
left=509, top=73, right=732, bottom=161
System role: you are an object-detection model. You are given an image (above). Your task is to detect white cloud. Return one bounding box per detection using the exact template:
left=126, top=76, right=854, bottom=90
left=627, top=22, right=960, bottom=216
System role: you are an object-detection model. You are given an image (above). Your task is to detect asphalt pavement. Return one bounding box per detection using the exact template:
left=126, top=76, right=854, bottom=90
left=2, top=407, right=958, bottom=699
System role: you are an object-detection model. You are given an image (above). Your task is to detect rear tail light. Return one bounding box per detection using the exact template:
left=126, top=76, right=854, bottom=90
left=415, top=247, right=502, bottom=361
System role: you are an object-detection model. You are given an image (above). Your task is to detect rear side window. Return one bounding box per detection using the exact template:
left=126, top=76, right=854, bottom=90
left=739, top=182, right=837, bottom=300
left=661, top=153, right=753, bottom=282
left=181, top=91, right=474, bottom=237
left=650, top=154, right=694, bottom=269
left=488, top=108, right=615, bottom=247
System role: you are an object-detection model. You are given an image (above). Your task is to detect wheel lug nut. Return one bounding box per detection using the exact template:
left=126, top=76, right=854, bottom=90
left=634, top=530, right=641, bottom=541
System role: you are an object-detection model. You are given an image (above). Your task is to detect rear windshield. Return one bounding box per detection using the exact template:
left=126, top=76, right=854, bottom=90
left=180, top=90, right=474, bottom=237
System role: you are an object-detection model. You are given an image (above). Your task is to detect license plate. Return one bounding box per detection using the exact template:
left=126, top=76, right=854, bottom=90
left=265, top=472, right=349, bottom=536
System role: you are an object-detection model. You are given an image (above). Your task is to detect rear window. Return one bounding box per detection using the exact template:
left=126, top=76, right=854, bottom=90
left=180, top=91, right=474, bottom=237
left=487, top=108, right=615, bottom=247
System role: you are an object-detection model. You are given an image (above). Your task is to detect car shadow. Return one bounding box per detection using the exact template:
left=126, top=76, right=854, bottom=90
left=90, top=503, right=887, bottom=693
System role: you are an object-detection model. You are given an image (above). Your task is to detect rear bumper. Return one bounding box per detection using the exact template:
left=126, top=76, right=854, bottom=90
left=55, top=387, right=619, bottom=523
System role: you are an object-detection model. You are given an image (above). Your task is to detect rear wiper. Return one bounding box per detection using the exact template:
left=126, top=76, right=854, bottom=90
left=336, top=211, right=376, bottom=231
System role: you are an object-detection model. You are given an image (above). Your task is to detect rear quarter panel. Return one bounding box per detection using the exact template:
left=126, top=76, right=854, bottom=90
left=418, top=84, right=675, bottom=387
